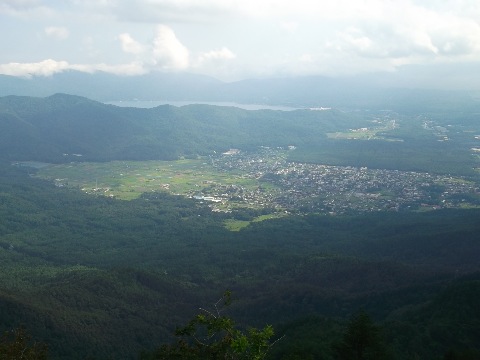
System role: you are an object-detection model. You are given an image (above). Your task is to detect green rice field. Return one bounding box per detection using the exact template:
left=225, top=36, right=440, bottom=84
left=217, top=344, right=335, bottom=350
left=36, top=159, right=265, bottom=201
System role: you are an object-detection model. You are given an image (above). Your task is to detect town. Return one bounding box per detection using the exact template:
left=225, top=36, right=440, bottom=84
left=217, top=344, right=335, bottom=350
left=200, top=147, right=480, bottom=214
left=36, top=147, right=480, bottom=216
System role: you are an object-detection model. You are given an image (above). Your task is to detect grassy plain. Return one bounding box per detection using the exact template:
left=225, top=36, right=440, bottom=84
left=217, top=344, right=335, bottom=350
left=36, top=159, right=290, bottom=230
left=37, top=159, right=260, bottom=201
left=326, top=119, right=397, bottom=140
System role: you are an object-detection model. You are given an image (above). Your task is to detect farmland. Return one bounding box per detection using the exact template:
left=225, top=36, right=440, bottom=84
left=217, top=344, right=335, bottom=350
left=35, top=146, right=480, bottom=216
left=36, top=156, right=280, bottom=205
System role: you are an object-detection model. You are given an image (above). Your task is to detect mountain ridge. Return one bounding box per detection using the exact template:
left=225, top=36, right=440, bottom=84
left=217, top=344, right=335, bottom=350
left=0, top=93, right=361, bottom=163
left=1, top=71, right=478, bottom=112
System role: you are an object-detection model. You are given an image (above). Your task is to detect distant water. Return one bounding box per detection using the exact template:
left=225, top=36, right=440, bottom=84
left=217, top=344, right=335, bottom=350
left=105, top=100, right=298, bottom=111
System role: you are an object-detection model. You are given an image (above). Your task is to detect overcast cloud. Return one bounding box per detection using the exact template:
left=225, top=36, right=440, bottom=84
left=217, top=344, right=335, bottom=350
left=1, top=0, right=480, bottom=88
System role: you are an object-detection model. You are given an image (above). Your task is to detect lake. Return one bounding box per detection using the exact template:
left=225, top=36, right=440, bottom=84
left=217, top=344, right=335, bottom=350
left=105, top=100, right=298, bottom=111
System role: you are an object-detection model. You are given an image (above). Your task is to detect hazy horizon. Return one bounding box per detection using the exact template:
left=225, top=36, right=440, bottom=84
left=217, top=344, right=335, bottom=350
left=2, top=1, right=480, bottom=90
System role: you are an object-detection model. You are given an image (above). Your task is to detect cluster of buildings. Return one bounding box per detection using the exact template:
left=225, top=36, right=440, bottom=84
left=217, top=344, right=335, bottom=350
left=204, top=148, right=480, bottom=214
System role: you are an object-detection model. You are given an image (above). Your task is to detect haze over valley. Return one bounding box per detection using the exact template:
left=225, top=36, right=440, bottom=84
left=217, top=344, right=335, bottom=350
left=1, top=89, right=480, bottom=359
left=1, top=1, right=480, bottom=359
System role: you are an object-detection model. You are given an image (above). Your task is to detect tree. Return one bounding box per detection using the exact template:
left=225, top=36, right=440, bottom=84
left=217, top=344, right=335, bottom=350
left=333, top=311, right=389, bottom=360
left=0, top=327, right=48, bottom=360
left=443, top=349, right=480, bottom=360
left=144, top=291, right=276, bottom=360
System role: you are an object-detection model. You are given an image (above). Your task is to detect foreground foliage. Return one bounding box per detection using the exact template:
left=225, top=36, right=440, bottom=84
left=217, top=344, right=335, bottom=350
left=144, top=292, right=275, bottom=360
left=0, top=162, right=479, bottom=359
left=0, top=327, right=48, bottom=360
left=332, top=311, right=389, bottom=360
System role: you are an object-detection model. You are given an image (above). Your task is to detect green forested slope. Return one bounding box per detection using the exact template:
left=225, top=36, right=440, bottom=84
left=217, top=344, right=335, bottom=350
left=1, top=93, right=480, bottom=358
left=1, top=162, right=479, bottom=359
left=3, top=93, right=479, bottom=178
left=0, top=94, right=365, bottom=163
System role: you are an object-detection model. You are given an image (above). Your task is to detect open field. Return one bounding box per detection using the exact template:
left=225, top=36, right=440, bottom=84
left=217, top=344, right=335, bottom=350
left=326, top=119, right=397, bottom=140
left=36, top=159, right=264, bottom=201
left=36, top=158, right=288, bottom=230
left=35, top=143, right=480, bottom=217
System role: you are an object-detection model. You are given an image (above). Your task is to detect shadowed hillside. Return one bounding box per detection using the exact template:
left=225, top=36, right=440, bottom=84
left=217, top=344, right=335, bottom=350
left=0, top=94, right=364, bottom=162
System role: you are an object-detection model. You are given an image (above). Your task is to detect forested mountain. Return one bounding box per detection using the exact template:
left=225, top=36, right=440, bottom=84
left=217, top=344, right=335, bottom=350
left=0, top=93, right=480, bottom=359
left=0, top=160, right=479, bottom=359
left=0, top=93, right=364, bottom=162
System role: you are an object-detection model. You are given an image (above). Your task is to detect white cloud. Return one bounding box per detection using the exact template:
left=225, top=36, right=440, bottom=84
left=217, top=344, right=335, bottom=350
left=0, top=0, right=42, bottom=11
left=0, top=59, right=70, bottom=77
left=0, top=0, right=54, bottom=18
left=0, top=59, right=148, bottom=77
left=280, top=21, right=298, bottom=33
left=193, top=47, right=236, bottom=79
left=198, top=47, right=236, bottom=62
left=429, top=19, right=480, bottom=56
left=151, top=25, right=189, bottom=70
left=44, top=26, right=69, bottom=40
left=5, top=0, right=39, bottom=6
left=330, top=4, right=480, bottom=65
left=118, top=33, right=145, bottom=55
left=109, top=0, right=240, bottom=23
left=2, top=0, right=480, bottom=84
left=299, top=54, right=313, bottom=63
left=77, top=62, right=148, bottom=76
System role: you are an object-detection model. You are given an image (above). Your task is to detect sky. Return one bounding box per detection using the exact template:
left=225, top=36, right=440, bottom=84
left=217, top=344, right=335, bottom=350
left=1, top=0, right=480, bottom=88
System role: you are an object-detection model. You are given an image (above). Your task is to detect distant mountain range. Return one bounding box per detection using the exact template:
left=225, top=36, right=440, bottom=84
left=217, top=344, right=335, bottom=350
left=0, top=93, right=363, bottom=163
left=2, top=89, right=480, bottom=169
left=1, top=70, right=478, bottom=111
left=1, top=74, right=480, bottom=360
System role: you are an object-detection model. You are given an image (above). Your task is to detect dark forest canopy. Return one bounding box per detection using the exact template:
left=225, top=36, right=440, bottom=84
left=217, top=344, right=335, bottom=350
left=0, top=162, right=479, bottom=359
left=0, top=93, right=479, bottom=359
